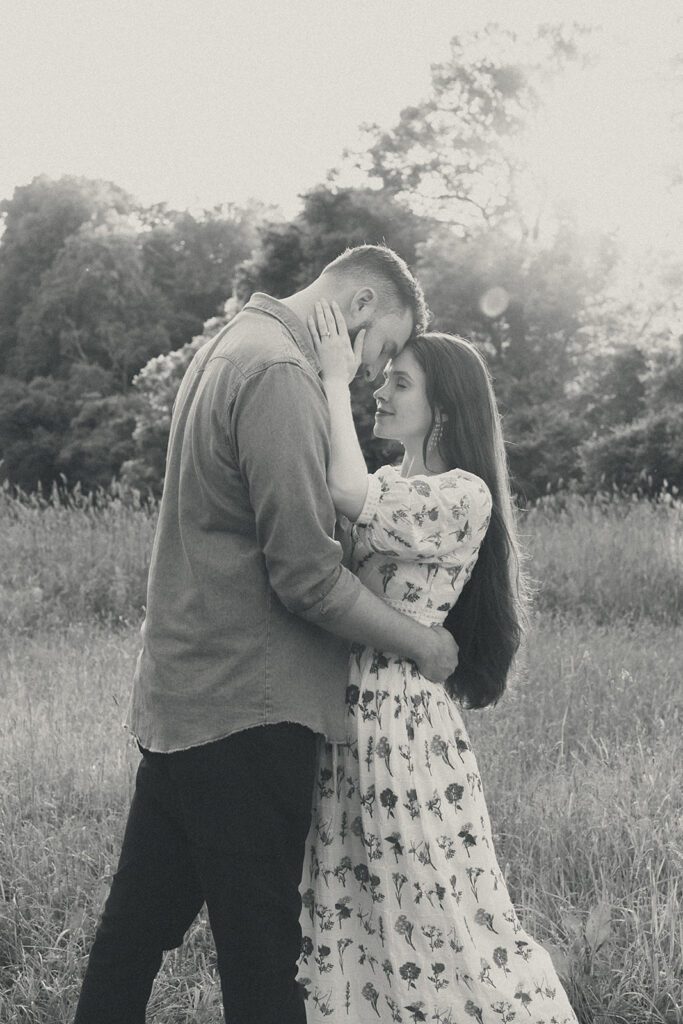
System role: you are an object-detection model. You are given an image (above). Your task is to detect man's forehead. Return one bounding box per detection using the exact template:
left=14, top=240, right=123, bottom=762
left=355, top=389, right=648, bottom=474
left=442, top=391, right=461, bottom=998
left=384, top=307, right=414, bottom=343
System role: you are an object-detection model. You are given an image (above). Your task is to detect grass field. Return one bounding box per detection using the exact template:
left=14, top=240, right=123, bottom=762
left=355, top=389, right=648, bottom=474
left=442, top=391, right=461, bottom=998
left=1, top=487, right=681, bottom=1023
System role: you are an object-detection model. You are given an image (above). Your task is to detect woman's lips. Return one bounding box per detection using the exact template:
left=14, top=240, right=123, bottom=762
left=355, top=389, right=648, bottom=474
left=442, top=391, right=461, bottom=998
left=375, top=409, right=393, bottom=416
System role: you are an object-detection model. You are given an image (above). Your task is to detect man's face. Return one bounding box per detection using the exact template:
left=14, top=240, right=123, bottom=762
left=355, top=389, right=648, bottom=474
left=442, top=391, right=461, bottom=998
left=351, top=307, right=414, bottom=382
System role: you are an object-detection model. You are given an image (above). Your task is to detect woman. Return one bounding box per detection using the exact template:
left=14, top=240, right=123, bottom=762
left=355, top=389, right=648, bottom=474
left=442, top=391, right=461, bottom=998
left=297, top=300, right=577, bottom=1024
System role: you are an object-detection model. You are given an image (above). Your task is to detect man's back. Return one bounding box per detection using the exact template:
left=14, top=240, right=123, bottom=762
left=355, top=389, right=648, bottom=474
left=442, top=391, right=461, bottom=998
left=126, top=294, right=361, bottom=752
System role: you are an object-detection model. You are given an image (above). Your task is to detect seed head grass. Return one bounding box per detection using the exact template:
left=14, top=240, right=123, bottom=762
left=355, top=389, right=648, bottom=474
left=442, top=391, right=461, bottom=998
left=0, top=487, right=680, bottom=1022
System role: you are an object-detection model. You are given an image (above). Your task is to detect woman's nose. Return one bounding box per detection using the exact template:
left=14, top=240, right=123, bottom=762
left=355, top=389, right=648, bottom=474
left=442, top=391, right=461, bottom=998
left=373, top=381, right=388, bottom=400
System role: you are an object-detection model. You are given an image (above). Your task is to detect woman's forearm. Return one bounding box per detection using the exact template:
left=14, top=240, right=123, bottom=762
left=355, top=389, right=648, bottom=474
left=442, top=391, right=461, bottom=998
left=307, top=298, right=369, bottom=520
left=323, top=378, right=369, bottom=521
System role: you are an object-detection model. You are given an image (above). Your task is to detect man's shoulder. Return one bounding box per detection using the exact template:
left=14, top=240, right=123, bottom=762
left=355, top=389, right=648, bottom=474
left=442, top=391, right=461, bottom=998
left=208, top=307, right=311, bottom=378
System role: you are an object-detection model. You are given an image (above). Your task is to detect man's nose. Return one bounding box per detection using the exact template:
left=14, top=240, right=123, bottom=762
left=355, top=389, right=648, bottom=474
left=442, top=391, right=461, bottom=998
left=367, top=356, right=389, bottom=384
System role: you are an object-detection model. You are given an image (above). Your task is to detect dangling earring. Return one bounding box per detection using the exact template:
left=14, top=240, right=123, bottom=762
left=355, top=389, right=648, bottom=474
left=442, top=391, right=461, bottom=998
left=427, top=413, right=444, bottom=453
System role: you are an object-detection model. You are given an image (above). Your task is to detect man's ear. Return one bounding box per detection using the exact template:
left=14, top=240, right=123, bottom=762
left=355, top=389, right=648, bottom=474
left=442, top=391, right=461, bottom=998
left=351, top=287, right=376, bottom=313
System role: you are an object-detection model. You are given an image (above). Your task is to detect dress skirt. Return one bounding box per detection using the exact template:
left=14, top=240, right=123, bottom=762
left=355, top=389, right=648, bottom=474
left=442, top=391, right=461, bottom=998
left=298, top=648, right=578, bottom=1024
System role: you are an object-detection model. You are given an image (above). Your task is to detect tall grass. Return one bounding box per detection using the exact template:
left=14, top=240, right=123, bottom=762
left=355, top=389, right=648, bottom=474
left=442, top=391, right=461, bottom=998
left=524, top=492, right=682, bottom=625
left=3, top=483, right=681, bottom=632
left=466, top=619, right=683, bottom=1024
left=0, top=487, right=681, bottom=1022
left=0, top=483, right=155, bottom=633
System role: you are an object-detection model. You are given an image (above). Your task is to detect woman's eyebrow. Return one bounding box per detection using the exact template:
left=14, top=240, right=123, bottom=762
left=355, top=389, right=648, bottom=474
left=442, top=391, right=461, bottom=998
left=385, top=368, right=413, bottom=382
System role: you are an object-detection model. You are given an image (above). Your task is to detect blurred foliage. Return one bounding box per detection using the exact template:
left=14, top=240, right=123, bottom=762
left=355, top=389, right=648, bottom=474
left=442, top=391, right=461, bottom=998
left=0, top=176, right=134, bottom=373
left=120, top=304, right=237, bottom=495
left=140, top=202, right=262, bottom=345
left=358, top=23, right=593, bottom=232
left=0, top=179, right=264, bottom=491
left=232, top=184, right=434, bottom=301
left=12, top=223, right=173, bottom=384
left=581, top=405, right=683, bottom=495
left=0, top=25, right=681, bottom=498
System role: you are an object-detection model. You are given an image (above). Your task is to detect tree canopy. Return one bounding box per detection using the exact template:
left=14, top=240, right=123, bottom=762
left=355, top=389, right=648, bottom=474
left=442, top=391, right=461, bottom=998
left=0, top=178, right=261, bottom=490
left=1, top=24, right=681, bottom=498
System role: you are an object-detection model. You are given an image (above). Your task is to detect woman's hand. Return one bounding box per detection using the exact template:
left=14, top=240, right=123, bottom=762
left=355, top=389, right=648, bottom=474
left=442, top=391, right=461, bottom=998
left=417, top=625, right=459, bottom=683
left=308, top=299, right=366, bottom=385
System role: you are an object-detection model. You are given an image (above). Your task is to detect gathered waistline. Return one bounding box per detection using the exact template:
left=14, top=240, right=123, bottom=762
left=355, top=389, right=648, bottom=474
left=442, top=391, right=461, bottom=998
left=383, top=597, right=447, bottom=626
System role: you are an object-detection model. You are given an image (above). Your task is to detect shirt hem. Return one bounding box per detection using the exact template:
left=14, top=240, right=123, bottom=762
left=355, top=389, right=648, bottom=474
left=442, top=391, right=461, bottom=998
left=123, top=715, right=348, bottom=753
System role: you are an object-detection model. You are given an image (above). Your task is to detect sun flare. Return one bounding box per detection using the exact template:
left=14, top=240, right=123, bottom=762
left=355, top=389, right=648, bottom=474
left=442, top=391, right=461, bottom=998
left=517, top=47, right=681, bottom=248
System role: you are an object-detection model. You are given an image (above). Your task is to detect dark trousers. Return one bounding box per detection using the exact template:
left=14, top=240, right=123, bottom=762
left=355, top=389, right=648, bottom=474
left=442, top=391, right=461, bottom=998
left=73, top=723, right=317, bottom=1024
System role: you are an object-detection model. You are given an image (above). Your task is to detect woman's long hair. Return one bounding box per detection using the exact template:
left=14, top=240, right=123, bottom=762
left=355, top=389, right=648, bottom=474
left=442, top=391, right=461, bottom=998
left=407, top=332, right=527, bottom=709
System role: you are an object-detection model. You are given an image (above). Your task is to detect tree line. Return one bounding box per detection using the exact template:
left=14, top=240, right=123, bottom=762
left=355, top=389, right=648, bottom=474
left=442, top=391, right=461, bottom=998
left=1, top=25, right=681, bottom=500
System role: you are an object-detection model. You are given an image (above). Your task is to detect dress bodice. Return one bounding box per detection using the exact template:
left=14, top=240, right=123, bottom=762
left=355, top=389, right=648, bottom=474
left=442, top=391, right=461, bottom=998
left=346, top=464, right=492, bottom=626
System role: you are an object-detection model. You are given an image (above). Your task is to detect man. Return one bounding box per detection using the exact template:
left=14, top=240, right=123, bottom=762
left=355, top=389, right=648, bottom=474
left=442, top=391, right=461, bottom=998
left=74, top=245, right=458, bottom=1023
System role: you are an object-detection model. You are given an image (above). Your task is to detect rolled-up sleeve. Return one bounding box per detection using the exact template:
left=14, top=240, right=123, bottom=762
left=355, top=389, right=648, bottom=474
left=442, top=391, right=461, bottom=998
left=230, top=361, right=362, bottom=623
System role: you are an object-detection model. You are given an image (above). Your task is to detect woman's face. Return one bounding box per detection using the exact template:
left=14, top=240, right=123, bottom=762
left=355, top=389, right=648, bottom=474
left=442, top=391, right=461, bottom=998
left=372, top=348, right=434, bottom=447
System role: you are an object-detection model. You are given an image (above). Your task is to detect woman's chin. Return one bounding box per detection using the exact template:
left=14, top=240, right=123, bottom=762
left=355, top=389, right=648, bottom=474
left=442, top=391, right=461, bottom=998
left=374, top=414, right=402, bottom=442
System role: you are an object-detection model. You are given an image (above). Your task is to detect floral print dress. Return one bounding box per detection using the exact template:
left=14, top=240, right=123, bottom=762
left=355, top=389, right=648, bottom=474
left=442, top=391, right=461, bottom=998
left=297, top=465, right=577, bottom=1024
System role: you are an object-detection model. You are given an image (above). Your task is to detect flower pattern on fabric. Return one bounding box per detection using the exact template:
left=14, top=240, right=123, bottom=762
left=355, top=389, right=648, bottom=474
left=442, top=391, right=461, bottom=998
left=298, top=466, right=577, bottom=1023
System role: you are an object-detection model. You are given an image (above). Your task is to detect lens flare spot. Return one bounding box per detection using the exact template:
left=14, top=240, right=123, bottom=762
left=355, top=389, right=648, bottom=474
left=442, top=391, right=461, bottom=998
left=479, top=287, right=510, bottom=318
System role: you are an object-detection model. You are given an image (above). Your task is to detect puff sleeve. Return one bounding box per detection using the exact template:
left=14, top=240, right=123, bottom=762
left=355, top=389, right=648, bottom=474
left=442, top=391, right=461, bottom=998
left=355, top=466, right=492, bottom=563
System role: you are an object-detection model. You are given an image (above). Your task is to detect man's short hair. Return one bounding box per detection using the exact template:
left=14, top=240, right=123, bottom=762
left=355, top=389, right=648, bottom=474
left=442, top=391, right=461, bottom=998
left=321, top=244, right=429, bottom=334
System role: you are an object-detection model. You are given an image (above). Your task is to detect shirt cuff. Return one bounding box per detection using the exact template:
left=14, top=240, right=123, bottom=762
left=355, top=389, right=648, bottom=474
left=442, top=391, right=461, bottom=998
left=299, top=564, right=363, bottom=625
left=355, top=473, right=382, bottom=526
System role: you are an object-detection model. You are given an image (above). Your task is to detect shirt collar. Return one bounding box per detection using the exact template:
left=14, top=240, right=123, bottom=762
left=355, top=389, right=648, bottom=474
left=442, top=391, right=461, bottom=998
left=244, top=292, right=319, bottom=373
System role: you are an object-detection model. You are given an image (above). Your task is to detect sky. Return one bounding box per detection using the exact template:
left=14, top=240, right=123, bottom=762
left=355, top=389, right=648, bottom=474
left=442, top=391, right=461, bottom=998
left=2, top=0, right=682, bottom=250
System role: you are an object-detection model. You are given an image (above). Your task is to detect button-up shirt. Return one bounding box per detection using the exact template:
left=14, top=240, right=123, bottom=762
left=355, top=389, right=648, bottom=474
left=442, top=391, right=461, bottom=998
left=126, top=294, right=363, bottom=751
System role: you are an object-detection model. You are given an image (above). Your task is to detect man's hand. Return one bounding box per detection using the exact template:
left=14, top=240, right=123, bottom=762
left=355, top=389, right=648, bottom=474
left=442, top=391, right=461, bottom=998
left=413, top=625, right=459, bottom=683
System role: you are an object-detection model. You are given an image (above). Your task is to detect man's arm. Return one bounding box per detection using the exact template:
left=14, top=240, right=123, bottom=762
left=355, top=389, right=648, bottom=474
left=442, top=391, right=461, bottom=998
left=316, top=586, right=458, bottom=684
left=230, top=362, right=457, bottom=682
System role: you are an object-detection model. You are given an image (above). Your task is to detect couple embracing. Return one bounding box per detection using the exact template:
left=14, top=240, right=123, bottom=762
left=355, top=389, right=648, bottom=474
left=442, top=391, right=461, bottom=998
left=74, top=245, right=577, bottom=1023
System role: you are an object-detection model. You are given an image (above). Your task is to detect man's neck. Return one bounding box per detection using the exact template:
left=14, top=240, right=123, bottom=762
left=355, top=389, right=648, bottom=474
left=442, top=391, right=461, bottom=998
left=280, top=281, right=328, bottom=329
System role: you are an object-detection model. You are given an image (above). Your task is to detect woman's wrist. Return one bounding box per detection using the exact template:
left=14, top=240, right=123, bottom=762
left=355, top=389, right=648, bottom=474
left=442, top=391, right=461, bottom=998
left=322, top=375, right=352, bottom=396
